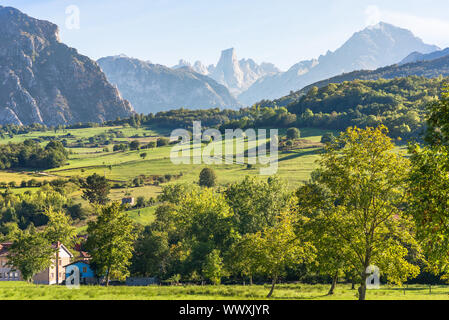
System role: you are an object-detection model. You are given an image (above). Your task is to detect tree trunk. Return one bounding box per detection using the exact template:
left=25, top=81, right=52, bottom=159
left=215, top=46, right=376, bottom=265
left=105, top=269, right=110, bottom=287
left=351, top=280, right=355, bottom=290
left=358, top=269, right=368, bottom=301
left=328, top=271, right=338, bottom=295
left=249, top=275, right=253, bottom=286
left=267, top=276, right=277, bottom=298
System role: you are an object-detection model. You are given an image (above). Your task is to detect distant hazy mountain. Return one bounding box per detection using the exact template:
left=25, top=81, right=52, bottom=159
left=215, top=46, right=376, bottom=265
left=400, top=47, right=449, bottom=65
left=239, top=22, right=439, bottom=106
left=172, top=59, right=209, bottom=75
left=265, top=54, right=449, bottom=108
left=98, top=55, right=240, bottom=113
left=174, top=48, right=280, bottom=96
left=0, top=6, right=134, bottom=126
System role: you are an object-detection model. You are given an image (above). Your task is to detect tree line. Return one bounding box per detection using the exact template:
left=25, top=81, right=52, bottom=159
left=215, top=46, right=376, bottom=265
left=5, top=82, right=449, bottom=300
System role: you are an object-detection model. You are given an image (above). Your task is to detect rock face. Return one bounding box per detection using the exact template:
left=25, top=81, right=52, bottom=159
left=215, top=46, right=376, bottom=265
left=174, top=48, right=280, bottom=96
left=172, top=60, right=209, bottom=75
left=239, top=22, right=439, bottom=105
left=0, top=6, right=134, bottom=126
left=98, top=56, right=240, bottom=113
left=208, top=48, right=280, bottom=96
left=400, top=47, right=449, bottom=65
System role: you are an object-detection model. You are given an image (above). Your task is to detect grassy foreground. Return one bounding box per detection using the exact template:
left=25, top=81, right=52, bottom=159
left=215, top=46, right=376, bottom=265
left=0, top=282, right=448, bottom=300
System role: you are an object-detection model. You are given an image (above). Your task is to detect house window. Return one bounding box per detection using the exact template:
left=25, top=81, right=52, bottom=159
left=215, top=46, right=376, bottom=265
left=58, top=259, right=62, bottom=266
left=51, top=273, right=54, bottom=279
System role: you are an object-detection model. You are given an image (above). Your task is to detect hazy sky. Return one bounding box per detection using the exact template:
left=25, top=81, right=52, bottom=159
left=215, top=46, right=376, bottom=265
left=3, top=0, right=449, bottom=70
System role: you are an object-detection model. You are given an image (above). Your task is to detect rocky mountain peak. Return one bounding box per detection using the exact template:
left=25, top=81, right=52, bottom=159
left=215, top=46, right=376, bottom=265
left=0, top=6, right=134, bottom=126
left=239, top=22, right=440, bottom=106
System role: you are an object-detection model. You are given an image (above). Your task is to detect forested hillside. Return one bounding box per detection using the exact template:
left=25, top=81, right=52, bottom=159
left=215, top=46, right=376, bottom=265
left=286, top=76, right=444, bottom=138
left=109, top=76, right=443, bottom=139
left=266, top=55, right=449, bottom=108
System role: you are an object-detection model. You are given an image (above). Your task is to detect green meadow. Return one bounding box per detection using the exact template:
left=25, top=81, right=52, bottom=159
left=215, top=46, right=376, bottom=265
left=0, top=125, right=331, bottom=229
left=0, top=282, right=447, bottom=300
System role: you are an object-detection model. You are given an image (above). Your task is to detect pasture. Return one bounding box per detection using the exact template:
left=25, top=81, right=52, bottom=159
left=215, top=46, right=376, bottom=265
left=0, top=282, right=447, bottom=300
left=0, top=125, right=332, bottom=229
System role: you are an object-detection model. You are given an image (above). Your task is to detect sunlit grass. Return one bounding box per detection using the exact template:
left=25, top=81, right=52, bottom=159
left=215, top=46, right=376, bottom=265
left=0, top=282, right=447, bottom=300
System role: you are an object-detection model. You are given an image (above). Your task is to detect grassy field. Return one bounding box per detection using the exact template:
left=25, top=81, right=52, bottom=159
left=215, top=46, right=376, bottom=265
left=0, top=282, right=447, bottom=300
left=0, top=125, right=334, bottom=230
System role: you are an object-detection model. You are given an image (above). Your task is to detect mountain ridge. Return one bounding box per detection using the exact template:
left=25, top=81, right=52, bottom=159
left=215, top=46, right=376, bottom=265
left=260, top=54, right=449, bottom=109
left=238, top=22, right=439, bottom=106
left=98, top=55, right=241, bottom=114
left=0, top=6, right=134, bottom=126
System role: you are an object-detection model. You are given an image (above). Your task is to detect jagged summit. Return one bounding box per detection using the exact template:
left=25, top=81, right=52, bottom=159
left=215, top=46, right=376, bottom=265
left=98, top=55, right=240, bottom=113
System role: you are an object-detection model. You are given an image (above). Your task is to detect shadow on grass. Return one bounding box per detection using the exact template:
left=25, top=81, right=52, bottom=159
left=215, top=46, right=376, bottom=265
left=278, top=148, right=322, bottom=162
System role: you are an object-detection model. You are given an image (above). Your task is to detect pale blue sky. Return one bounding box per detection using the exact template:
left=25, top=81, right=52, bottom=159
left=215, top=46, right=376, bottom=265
left=3, top=0, right=449, bottom=70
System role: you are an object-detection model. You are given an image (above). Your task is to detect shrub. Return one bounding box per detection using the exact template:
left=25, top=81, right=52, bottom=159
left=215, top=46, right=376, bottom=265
left=286, top=127, right=300, bottom=140
left=199, top=168, right=217, bottom=188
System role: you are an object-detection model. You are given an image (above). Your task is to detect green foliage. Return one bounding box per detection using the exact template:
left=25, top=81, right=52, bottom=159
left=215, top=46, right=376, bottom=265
left=0, top=185, right=72, bottom=230
left=202, top=249, right=228, bottom=285
left=307, top=126, right=421, bottom=300
left=157, top=137, right=170, bottom=147
left=286, top=127, right=300, bottom=140
left=224, top=176, right=290, bottom=235
left=320, top=132, right=335, bottom=144
left=43, top=208, right=77, bottom=248
left=199, top=168, right=217, bottom=188
left=425, top=83, right=449, bottom=146
left=86, top=202, right=137, bottom=285
left=0, top=140, right=68, bottom=170
left=81, top=173, right=111, bottom=205
left=129, top=140, right=140, bottom=151
left=139, top=152, right=147, bottom=160
left=240, top=210, right=315, bottom=298
left=7, top=228, right=55, bottom=282
left=131, top=227, right=170, bottom=277
left=148, top=187, right=236, bottom=281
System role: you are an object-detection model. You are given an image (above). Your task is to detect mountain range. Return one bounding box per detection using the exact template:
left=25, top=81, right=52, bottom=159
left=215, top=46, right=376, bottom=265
left=0, top=5, right=447, bottom=126
left=261, top=51, right=449, bottom=109
left=400, top=47, right=449, bottom=65
left=173, top=48, right=281, bottom=96
left=237, top=22, right=439, bottom=105
left=98, top=55, right=240, bottom=114
left=0, top=6, right=134, bottom=126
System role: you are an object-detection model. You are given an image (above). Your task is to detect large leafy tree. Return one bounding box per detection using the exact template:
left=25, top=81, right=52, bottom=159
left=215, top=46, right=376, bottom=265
left=224, top=176, right=290, bottom=235
left=242, top=209, right=315, bottom=298
left=130, top=227, right=170, bottom=277
left=148, top=187, right=236, bottom=281
left=175, top=189, right=236, bottom=278
left=229, top=235, right=261, bottom=285
left=81, top=173, right=111, bottom=205
left=86, top=202, right=137, bottom=286
left=7, top=228, right=55, bottom=282
left=310, top=126, right=420, bottom=300
left=43, top=208, right=77, bottom=248
left=296, top=183, right=353, bottom=295
left=409, top=85, right=449, bottom=278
